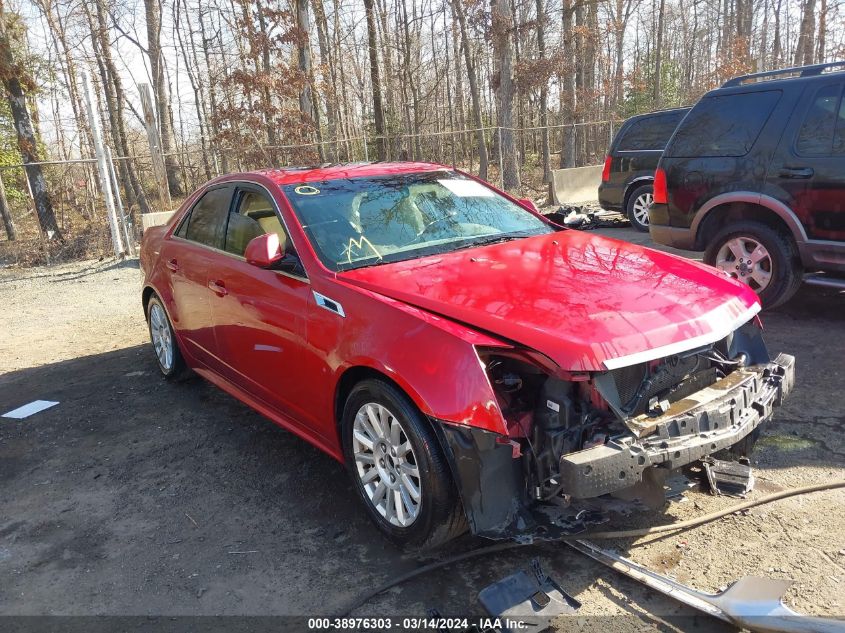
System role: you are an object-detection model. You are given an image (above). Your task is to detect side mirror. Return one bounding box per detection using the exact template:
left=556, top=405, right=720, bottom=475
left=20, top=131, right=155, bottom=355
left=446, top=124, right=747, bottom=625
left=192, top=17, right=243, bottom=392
left=518, top=198, right=539, bottom=213
left=245, top=233, right=284, bottom=268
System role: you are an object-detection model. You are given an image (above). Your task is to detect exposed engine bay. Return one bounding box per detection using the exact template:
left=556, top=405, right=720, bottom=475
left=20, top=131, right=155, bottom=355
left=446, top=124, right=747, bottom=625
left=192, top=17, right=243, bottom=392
left=477, top=321, right=789, bottom=505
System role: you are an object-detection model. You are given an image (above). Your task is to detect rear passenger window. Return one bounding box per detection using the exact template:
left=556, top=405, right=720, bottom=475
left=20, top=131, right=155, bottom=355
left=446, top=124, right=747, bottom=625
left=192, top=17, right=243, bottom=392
left=665, top=91, right=781, bottom=157
left=182, top=188, right=232, bottom=249
left=616, top=111, right=687, bottom=151
left=797, top=84, right=845, bottom=156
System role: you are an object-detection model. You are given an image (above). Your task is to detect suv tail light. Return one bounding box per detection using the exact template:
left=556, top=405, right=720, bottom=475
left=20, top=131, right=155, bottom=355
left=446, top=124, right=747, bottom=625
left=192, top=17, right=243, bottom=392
left=653, top=167, right=668, bottom=204
left=601, top=156, right=612, bottom=182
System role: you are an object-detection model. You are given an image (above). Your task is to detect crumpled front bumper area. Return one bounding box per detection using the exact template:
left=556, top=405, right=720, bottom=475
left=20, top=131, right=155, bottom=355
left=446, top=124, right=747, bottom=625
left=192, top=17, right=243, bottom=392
left=558, top=353, right=796, bottom=499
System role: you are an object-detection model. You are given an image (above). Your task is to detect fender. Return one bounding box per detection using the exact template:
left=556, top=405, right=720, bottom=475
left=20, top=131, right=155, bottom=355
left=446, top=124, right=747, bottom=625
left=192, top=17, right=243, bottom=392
left=624, top=175, right=654, bottom=194
left=691, top=191, right=808, bottom=244
left=316, top=279, right=512, bottom=437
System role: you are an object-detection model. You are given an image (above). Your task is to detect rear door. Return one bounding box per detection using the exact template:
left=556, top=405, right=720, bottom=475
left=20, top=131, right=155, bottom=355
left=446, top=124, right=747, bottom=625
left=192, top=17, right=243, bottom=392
left=768, top=79, right=845, bottom=241
left=163, top=185, right=234, bottom=368
left=207, top=184, right=315, bottom=425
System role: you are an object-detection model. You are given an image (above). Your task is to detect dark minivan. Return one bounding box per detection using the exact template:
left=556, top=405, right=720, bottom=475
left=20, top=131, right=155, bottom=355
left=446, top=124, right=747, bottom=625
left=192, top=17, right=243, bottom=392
left=650, top=62, right=845, bottom=308
left=598, top=107, right=690, bottom=231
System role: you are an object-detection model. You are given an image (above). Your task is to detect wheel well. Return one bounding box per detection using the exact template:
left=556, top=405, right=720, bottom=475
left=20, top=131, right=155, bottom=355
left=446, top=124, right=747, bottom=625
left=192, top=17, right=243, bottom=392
left=696, top=202, right=794, bottom=250
left=142, top=286, right=156, bottom=313
left=334, top=366, right=419, bottom=430
left=623, top=179, right=653, bottom=210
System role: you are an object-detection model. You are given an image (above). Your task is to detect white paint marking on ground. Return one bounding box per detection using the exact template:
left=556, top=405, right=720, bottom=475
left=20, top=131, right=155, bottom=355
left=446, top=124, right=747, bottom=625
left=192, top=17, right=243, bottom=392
left=2, top=400, right=60, bottom=419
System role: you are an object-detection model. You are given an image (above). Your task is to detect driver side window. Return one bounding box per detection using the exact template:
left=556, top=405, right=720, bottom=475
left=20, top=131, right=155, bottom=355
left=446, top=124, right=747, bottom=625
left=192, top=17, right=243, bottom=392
left=224, top=189, right=292, bottom=258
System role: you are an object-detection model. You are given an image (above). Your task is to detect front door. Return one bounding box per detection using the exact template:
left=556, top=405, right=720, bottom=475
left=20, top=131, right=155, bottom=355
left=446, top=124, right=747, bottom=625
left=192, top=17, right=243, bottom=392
left=768, top=79, right=845, bottom=241
left=207, top=185, right=315, bottom=426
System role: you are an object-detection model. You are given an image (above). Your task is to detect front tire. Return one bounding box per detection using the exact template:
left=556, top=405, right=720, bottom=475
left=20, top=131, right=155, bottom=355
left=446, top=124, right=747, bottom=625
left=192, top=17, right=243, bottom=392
left=341, top=379, right=467, bottom=550
left=146, top=295, right=190, bottom=380
left=704, top=221, right=803, bottom=310
left=625, top=184, right=653, bottom=232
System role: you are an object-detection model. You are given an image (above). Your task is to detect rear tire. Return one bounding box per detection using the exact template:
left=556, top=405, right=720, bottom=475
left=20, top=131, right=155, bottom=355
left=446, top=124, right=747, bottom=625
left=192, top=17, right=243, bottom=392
left=625, top=184, right=654, bottom=232
left=704, top=221, right=803, bottom=310
left=341, top=379, right=467, bottom=550
left=146, top=295, right=191, bottom=381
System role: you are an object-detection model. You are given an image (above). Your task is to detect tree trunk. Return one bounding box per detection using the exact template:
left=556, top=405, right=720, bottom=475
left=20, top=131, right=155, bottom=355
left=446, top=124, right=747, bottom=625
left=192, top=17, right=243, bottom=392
left=88, top=0, right=151, bottom=215
left=312, top=0, right=338, bottom=161
left=491, top=0, right=519, bottom=190
left=653, top=0, right=666, bottom=107
left=199, top=8, right=228, bottom=172
left=0, top=13, right=61, bottom=239
left=535, top=0, right=550, bottom=182
left=559, top=0, right=576, bottom=168
left=816, top=0, right=827, bottom=63
left=794, top=0, right=816, bottom=66
left=363, top=0, right=386, bottom=160
left=295, top=0, right=318, bottom=156
left=0, top=171, right=15, bottom=241
left=143, top=0, right=183, bottom=194
left=452, top=0, right=488, bottom=179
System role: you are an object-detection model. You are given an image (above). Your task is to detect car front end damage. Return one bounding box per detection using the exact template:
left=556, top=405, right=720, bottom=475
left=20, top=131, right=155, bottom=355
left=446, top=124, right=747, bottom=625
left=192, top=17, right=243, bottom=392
left=432, top=320, right=795, bottom=540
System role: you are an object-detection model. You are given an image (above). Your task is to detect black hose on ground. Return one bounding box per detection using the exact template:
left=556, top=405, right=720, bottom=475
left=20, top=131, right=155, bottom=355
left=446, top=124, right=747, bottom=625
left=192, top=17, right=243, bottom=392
left=338, top=479, right=845, bottom=617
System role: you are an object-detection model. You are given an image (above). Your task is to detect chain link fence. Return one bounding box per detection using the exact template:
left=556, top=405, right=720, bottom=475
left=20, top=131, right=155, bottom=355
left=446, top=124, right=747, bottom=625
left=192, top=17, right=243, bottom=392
left=0, top=119, right=620, bottom=265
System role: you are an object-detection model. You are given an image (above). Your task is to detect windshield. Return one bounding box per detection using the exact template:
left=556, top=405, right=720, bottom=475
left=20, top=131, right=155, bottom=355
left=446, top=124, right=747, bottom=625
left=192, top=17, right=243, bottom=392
left=281, top=171, right=552, bottom=271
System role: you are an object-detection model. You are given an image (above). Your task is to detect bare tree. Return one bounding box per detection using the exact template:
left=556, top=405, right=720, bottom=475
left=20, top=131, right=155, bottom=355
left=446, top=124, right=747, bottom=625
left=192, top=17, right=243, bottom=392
left=363, top=0, right=386, bottom=160
left=0, top=8, right=61, bottom=239
left=491, top=0, right=519, bottom=189
left=452, top=0, right=488, bottom=179
left=794, top=0, right=817, bottom=66
left=143, top=0, right=183, bottom=194
left=0, top=172, right=15, bottom=240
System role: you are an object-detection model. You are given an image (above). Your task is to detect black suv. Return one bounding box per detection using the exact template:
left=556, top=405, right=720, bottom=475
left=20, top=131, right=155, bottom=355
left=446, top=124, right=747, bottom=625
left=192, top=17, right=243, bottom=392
left=598, top=107, right=690, bottom=231
left=650, top=62, right=845, bottom=308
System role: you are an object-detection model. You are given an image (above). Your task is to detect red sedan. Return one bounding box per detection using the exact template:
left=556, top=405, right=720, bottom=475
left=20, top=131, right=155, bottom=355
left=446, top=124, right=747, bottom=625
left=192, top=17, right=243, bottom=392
left=140, top=162, right=795, bottom=548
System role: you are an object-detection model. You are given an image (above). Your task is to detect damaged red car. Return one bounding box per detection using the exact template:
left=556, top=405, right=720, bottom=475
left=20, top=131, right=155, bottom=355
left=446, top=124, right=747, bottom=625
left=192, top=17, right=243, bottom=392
left=140, top=162, right=795, bottom=548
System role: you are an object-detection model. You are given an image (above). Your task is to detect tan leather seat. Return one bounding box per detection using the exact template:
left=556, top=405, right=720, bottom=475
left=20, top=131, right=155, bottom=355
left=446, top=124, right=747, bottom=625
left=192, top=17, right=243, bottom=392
left=240, top=192, right=288, bottom=247
left=225, top=213, right=265, bottom=256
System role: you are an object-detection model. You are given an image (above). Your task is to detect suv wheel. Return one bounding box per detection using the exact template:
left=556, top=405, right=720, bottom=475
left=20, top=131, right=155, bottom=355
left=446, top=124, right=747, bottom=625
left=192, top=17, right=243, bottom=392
left=341, top=379, right=467, bottom=550
left=625, top=184, right=653, bottom=232
left=704, top=221, right=803, bottom=309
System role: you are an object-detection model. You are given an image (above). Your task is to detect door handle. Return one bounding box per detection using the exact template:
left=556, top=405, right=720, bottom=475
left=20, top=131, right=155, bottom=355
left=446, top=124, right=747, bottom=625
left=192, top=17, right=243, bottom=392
left=166, top=258, right=179, bottom=272
left=208, top=280, right=228, bottom=297
left=779, top=167, right=814, bottom=179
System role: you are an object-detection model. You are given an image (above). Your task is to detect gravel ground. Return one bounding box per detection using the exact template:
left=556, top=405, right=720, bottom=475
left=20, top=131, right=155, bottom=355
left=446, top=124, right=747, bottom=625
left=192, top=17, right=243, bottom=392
left=1, top=227, right=844, bottom=631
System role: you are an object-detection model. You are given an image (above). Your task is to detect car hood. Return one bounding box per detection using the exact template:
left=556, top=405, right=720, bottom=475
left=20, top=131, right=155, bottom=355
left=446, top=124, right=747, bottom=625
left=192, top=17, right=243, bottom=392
left=338, top=231, right=760, bottom=372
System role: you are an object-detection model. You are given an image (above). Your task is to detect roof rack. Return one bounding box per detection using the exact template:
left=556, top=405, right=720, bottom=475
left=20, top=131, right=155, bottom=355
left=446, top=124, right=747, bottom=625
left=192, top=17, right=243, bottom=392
left=722, top=61, right=845, bottom=87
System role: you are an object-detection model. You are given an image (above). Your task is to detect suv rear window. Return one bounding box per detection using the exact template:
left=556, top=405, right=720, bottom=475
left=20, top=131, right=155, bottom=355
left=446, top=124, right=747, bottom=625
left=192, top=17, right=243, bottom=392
left=616, top=110, right=687, bottom=151
left=796, top=83, right=845, bottom=156
left=664, top=90, right=781, bottom=157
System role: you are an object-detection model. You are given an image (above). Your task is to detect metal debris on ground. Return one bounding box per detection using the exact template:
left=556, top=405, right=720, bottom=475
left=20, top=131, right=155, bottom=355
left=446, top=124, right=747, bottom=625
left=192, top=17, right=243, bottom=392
left=478, top=558, right=580, bottom=632
left=543, top=205, right=629, bottom=230
left=701, top=456, right=755, bottom=497
left=568, top=539, right=845, bottom=633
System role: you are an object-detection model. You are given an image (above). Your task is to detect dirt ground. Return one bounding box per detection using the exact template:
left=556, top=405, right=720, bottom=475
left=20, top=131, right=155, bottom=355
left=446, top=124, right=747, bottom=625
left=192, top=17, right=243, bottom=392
left=1, top=227, right=844, bottom=631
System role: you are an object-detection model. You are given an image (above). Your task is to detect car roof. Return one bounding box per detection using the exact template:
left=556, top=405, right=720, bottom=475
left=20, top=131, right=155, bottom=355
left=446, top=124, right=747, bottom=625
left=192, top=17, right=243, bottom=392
left=234, top=161, right=452, bottom=186
left=707, top=62, right=845, bottom=97
left=623, top=106, right=691, bottom=124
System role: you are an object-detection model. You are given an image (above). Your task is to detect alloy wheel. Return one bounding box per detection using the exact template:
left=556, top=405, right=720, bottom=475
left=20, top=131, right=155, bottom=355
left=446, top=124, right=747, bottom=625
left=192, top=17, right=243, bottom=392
left=149, top=303, right=174, bottom=371
left=352, top=402, right=421, bottom=527
left=632, top=192, right=653, bottom=227
left=715, top=236, right=773, bottom=292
